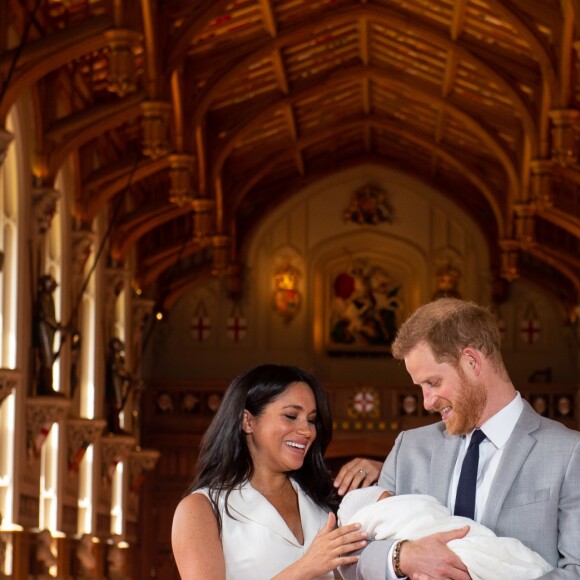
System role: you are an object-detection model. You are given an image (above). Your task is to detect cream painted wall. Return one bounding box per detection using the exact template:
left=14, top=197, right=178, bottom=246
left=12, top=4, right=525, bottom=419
left=149, top=165, right=577, bottom=387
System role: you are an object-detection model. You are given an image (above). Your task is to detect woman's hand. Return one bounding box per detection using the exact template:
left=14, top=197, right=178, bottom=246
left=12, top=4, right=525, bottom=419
left=275, top=513, right=367, bottom=579
left=333, top=458, right=383, bottom=496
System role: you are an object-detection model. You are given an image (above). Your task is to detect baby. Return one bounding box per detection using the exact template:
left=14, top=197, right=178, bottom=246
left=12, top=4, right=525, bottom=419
left=338, top=487, right=552, bottom=580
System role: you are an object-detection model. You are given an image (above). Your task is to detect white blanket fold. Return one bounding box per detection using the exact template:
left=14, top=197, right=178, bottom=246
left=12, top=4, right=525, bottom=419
left=338, top=488, right=552, bottom=580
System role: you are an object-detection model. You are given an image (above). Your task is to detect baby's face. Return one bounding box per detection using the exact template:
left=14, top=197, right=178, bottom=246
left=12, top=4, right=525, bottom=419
left=378, top=490, right=393, bottom=501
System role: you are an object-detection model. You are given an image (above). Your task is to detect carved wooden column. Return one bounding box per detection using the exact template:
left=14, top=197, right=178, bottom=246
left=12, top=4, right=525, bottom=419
left=0, top=368, right=19, bottom=406
left=105, top=29, right=141, bottom=97
left=499, top=239, right=520, bottom=282
left=191, top=198, right=215, bottom=240
left=513, top=203, right=536, bottom=249
left=211, top=235, right=231, bottom=276
left=529, top=159, right=553, bottom=209
left=549, top=109, right=579, bottom=166
left=141, top=102, right=171, bottom=160
left=0, top=128, right=13, bottom=167
left=169, top=154, right=196, bottom=206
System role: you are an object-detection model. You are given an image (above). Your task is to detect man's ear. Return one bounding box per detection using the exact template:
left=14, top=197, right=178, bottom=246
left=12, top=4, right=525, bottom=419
left=242, top=409, right=254, bottom=434
left=462, top=348, right=481, bottom=373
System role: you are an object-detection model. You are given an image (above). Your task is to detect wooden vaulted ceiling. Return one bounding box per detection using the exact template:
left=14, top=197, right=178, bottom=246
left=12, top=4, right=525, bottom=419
left=2, top=0, right=580, bottom=312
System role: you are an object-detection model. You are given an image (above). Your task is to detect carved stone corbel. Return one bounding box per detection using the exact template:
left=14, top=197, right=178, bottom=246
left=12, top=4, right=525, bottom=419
left=101, top=433, right=135, bottom=481
left=32, top=186, right=60, bottom=237
left=67, top=417, right=106, bottom=473
left=128, top=448, right=160, bottom=494
left=0, top=368, right=20, bottom=407
left=0, top=128, right=14, bottom=167
left=26, top=396, right=71, bottom=461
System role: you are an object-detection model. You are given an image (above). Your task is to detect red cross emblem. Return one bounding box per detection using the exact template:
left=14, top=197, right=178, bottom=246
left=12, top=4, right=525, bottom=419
left=519, top=318, right=541, bottom=344
left=191, top=316, right=211, bottom=342
left=226, top=316, right=247, bottom=342
left=353, top=391, right=375, bottom=414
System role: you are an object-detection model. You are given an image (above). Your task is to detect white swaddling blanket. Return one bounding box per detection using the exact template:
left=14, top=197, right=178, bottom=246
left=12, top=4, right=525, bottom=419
left=338, top=487, right=552, bottom=580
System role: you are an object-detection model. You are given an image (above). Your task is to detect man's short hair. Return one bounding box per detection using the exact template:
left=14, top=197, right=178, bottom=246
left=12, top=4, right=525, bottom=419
left=392, top=298, right=506, bottom=373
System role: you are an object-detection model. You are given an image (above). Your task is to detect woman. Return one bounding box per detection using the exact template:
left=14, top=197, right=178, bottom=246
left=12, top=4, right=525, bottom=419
left=172, top=364, right=368, bottom=579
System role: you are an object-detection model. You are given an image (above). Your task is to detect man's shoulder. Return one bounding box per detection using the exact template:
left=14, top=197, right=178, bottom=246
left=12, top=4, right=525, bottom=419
left=534, top=414, right=580, bottom=445
left=398, top=421, right=448, bottom=443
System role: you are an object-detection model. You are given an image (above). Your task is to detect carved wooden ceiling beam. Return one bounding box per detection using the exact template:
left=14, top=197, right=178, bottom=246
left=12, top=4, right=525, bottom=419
left=188, top=6, right=539, bottom=158
left=210, top=66, right=519, bottom=201
left=111, top=203, right=190, bottom=261
left=0, top=16, right=113, bottom=120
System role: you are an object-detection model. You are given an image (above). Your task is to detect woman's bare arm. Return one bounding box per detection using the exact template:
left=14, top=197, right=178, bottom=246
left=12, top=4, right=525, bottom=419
left=172, top=493, right=226, bottom=580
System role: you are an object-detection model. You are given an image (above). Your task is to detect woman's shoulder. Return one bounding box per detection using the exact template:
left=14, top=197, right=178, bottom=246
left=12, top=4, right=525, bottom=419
left=175, top=489, right=214, bottom=515
left=172, top=490, right=219, bottom=540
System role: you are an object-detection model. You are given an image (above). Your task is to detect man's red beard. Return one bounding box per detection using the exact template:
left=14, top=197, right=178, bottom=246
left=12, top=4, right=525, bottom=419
left=435, top=365, right=487, bottom=435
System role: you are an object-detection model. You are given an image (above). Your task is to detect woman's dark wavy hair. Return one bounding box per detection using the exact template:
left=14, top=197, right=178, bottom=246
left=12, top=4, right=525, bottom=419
left=186, top=364, right=339, bottom=531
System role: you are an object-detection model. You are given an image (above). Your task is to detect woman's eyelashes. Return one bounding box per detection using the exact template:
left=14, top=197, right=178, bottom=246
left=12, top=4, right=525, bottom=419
left=283, top=413, right=317, bottom=425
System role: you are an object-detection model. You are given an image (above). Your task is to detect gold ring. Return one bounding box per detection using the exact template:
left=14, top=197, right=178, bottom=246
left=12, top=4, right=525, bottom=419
left=358, top=469, right=367, bottom=478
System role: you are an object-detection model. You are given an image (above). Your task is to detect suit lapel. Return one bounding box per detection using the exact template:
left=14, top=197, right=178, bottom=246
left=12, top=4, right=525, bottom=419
left=481, top=401, right=540, bottom=529
left=429, top=428, right=462, bottom=505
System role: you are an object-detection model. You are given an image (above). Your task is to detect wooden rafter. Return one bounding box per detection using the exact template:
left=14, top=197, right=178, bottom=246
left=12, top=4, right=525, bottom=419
left=258, top=0, right=277, bottom=38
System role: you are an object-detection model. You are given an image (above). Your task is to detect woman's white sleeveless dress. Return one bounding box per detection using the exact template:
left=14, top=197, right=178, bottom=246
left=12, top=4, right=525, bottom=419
left=194, top=479, right=334, bottom=579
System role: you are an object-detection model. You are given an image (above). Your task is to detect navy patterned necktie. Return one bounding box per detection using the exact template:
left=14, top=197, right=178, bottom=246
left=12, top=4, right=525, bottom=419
left=454, top=429, right=487, bottom=519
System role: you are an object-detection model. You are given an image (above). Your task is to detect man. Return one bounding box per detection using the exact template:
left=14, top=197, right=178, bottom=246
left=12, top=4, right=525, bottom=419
left=338, top=297, right=580, bottom=579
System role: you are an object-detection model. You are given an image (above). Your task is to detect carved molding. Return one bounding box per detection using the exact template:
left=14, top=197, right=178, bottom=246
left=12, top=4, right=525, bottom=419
left=129, top=448, right=160, bottom=479
left=169, top=153, right=196, bottom=207
left=0, top=368, right=20, bottom=406
left=0, top=128, right=14, bottom=167
left=104, top=29, right=142, bottom=98
left=32, top=186, right=60, bottom=237
left=26, top=396, right=71, bottom=459
left=67, top=417, right=106, bottom=472
left=141, top=101, right=171, bottom=160
left=101, top=433, right=135, bottom=478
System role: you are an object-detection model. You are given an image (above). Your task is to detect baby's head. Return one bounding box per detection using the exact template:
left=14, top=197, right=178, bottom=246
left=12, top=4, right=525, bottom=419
left=337, top=486, right=391, bottom=526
